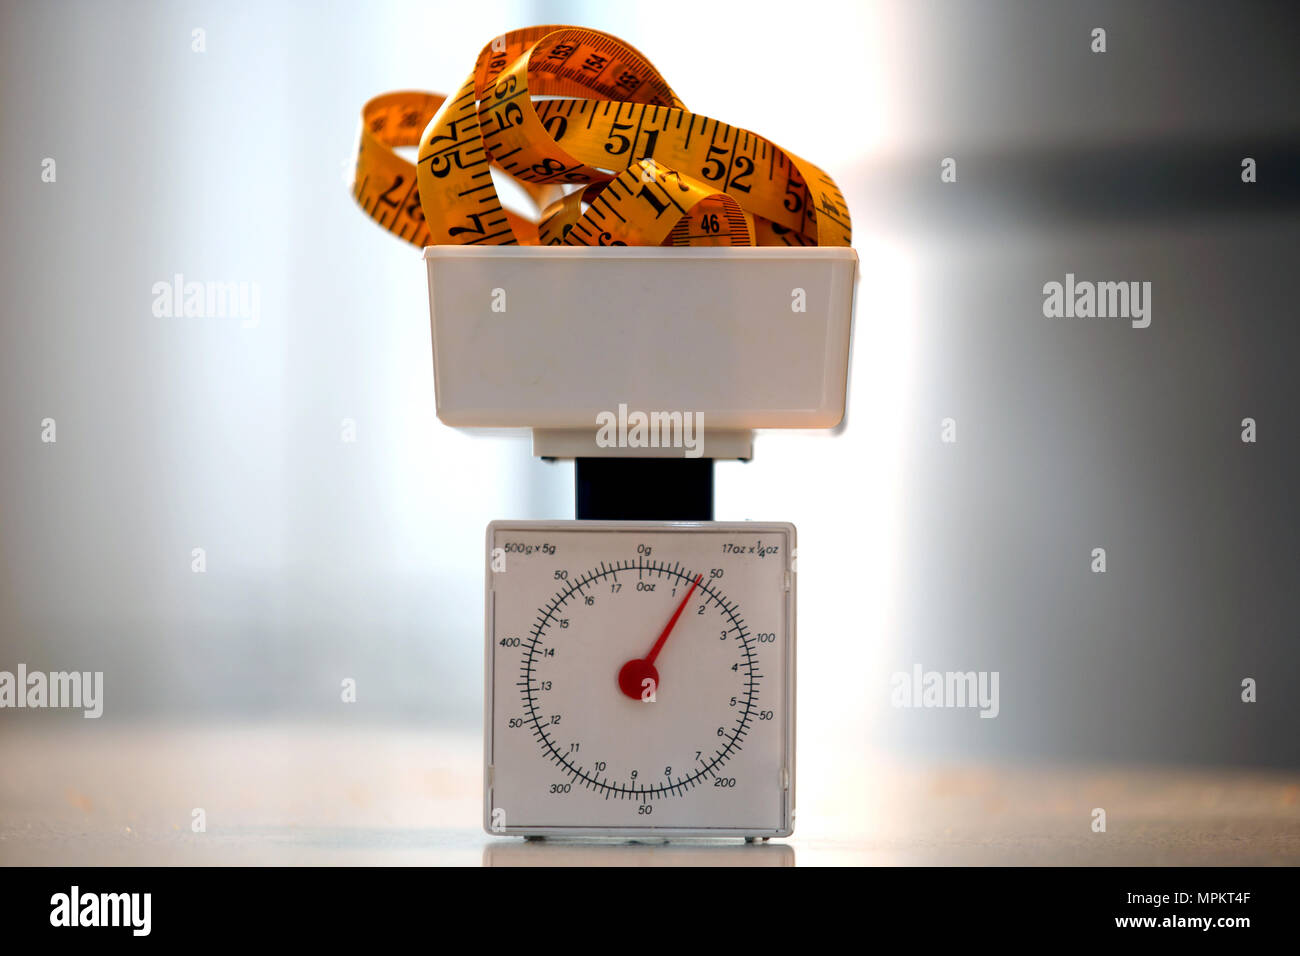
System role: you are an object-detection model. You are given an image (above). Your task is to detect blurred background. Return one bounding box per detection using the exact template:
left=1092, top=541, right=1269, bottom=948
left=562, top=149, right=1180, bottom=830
left=1, top=0, right=1298, bottom=862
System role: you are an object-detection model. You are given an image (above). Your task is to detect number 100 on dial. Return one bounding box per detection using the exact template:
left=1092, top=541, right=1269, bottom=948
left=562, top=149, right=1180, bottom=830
left=485, top=521, right=796, bottom=838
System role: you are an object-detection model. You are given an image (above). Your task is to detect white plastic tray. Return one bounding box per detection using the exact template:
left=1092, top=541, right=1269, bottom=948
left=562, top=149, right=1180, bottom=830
left=423, top=246, right=857, bottom=431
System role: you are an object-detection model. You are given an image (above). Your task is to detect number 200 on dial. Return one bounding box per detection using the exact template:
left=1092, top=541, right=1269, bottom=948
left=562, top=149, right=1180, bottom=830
left=485, top=521, right=796, bottom=838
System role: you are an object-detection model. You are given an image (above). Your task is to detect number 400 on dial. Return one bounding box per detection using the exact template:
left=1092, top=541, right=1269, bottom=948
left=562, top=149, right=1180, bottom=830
left=484, top=521, right=796, bottom=839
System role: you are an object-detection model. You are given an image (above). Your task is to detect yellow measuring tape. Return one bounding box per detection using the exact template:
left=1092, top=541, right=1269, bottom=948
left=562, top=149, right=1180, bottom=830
left=352, top=25, right=851, bottom=248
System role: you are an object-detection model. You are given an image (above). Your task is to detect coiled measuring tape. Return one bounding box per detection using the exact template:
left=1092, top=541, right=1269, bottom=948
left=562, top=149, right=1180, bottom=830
left=351, top=25, right=850, bottom=248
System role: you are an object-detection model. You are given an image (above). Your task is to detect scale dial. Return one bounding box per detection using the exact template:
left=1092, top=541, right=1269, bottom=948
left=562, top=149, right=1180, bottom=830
left=485, top=521, right=796, bottom=838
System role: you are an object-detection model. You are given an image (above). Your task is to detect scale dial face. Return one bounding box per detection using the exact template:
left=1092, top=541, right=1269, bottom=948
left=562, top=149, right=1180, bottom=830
left=485, top=521, right=796, bottom=838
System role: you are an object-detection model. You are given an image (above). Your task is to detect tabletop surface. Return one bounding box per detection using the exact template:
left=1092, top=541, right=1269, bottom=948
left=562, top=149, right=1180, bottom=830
left=2, top=724, right=1296, bottom=866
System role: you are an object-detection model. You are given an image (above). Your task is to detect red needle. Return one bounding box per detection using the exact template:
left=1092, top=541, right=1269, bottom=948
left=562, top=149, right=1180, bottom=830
left=618, top=573, right=703, bottom=701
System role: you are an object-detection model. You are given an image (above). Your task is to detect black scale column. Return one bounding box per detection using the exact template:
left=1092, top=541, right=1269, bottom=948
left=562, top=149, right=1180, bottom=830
left=574, top=457, right=713, bottom=521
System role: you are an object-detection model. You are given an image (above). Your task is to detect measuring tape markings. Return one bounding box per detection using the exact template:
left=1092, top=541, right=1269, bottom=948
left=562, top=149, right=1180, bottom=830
left=352, top=26, right=851, bottom=248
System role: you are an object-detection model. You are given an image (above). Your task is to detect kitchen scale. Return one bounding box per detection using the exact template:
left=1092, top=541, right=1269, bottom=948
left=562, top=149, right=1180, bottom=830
left=424, top=244, right=858, bottom=839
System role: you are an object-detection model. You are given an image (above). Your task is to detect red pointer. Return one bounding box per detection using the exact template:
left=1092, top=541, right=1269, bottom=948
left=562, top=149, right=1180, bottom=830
left=618, top=573, right=703, bottom=701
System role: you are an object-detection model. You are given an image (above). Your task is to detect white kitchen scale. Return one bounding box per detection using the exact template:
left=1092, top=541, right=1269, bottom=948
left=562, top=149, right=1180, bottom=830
left=424, top=245, right=858, bottom=839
